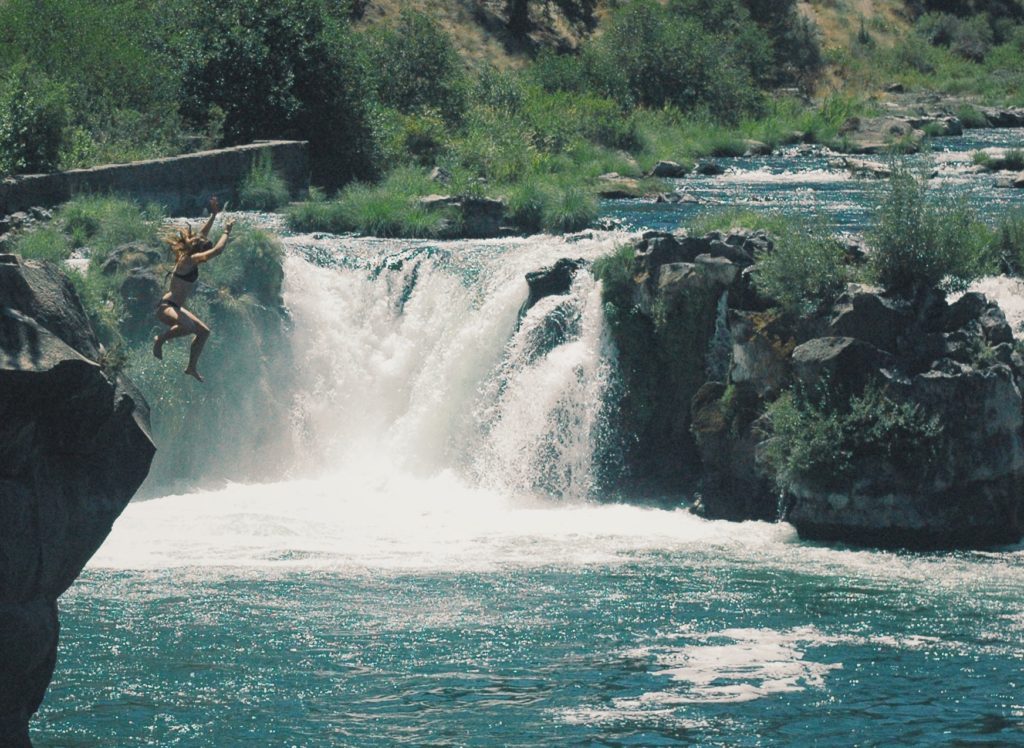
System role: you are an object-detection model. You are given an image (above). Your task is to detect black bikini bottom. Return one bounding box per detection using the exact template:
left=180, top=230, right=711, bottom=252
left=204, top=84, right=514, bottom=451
left=157, top=299, right=182, bottom=311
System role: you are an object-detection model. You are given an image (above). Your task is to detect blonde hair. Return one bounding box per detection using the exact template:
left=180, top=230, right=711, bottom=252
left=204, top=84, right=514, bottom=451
left=164, top=223, right=204, bottom=262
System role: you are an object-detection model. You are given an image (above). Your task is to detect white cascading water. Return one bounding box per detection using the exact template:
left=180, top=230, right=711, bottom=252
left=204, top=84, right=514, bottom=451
left=90, top=230, right=790, bottom=572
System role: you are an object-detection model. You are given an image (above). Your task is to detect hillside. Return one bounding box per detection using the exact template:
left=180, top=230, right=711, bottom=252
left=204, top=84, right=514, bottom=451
left=353, top=0, right=602, bottom=68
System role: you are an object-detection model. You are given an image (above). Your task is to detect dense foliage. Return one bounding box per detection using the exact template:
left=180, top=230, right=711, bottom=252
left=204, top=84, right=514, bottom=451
left=762, top=382, right=944, bottom=492
left=868, top=167, right=993, bottom=296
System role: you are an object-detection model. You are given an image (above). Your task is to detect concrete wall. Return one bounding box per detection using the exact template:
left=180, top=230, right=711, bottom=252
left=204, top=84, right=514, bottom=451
left=0, top=140, right=308, bottom=217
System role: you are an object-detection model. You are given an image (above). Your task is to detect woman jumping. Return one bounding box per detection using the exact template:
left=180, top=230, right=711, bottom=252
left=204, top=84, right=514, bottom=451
left=153, top=196, right=235, bottom=382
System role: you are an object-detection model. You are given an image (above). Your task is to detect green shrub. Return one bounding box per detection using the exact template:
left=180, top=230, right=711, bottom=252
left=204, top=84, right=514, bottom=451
left=238, top=151, right=290, bottom=211
left=687, top=208, right=795, bottom=238
left=593, top=243, right=637, bottom=310
left=581, top=0, right=764, bottom=121
left=958, top=105, right=990, bottom=128
left=14, top=196, right=161, bottom=265
left=1001, top=148, right=1024, bottom=171
left=506, top=178, right=547, bottom=234
left=290, top=167, right=447, bottom=238
left=59, top=195, right=162, bottom=259
left=750, top=218, right=848, bottom=317
left=762, top=382, right=943, bottom=492
left=205, top=225, right=285, bottom=305
left=180, top=0, right=374, bottom=186
left=540, top=183, right=597, bottom=233
left=12, top=226, right=72, bottom=263
left=992, top=209, right=1024, bottom=275
left=286, top=187, right=351, bottom=234
left=366, top=10, right=468, bottom=123
left=66, top=265, right=124, bottom=348
left=0, top=65, right=67, bottom=175
left=868, top=167, right=994, bottom=296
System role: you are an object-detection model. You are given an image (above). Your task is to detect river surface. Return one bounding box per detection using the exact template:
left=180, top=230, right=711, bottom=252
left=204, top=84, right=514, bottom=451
left=35, top=131, right=1024, bottom=747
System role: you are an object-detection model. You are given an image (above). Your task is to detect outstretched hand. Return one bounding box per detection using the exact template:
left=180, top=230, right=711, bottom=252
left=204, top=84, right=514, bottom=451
left=208, top=195, right=220, bottom=215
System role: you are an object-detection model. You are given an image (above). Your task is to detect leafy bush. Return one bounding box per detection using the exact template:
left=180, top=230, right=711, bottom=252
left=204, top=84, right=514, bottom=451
left=180, top=0, right=374, bottom=186
left=288, top=167, right=448, bottom=238
left=238, top=151, right=290, bottom=211
left=581, top=0, right=764, bottom=121
left=687, top=208, right=795, bottom=238
left=365, top=10, right=468, bottom=123
left=917, top=11, right=996, bottom=60
left=992, top=209, right=1024, bottom=275
left=286, top=187, right=349, bottom=234
left=868, top=167, right=993, bottom=296
left=0, top=65, right=67, bottom=175
left=958, top=105, right=990, bottom=128
left=540, top=183, right=598, bottom=233
left=750, top=218, right=848, bottom=317
left=205, top=225, right=285, bottom=305
left=60, top=195, right=163, bottom=257
left=14, top=195, right=161, bottom=265
left=592, top=243, right=637, bottom=310
left=762, top=382, right=943, bottom=492
left=12, top=226, right=72, bottom=263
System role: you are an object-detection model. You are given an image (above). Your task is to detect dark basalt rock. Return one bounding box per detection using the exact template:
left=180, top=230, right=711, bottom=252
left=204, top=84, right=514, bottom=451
left=788, top=364, right=1024, bottom=550
left=792, top=336, right=896, bottom=393
left=0, top=255, right=155, bottom=746
left=649, top=160, right=688, bottom=178
left=417, top=194, right=508, bottom=238
left=520, top=257, right=586, bottom=316
left=694, top=161, right=725, bottom=176
left=827, top=287, right=911, bottom=353
left=980, top=107, right=1024, bottom=128
left=691, top=381, right=776, bottom=521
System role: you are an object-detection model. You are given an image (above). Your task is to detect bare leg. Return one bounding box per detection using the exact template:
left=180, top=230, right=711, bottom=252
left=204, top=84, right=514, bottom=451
left=154, top=325, right=193, bottom=359
left=154, top=305, right=195, bottom=360
left=184, top=328, right=210, bottom=382
left=178, top=309, right=211, bottom=382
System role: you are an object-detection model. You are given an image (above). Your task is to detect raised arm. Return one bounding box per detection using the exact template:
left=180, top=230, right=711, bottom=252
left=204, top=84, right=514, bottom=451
left=193, top=219, right=234, bottom=264
left=199, top=195, right=221, bottom=238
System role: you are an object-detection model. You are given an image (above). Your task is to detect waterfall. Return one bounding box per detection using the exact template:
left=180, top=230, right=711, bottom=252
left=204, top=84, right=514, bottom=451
left=279, top=231, right=627, bottom=499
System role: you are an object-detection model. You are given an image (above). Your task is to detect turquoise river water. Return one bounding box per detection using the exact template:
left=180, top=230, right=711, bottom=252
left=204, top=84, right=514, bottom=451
left=35, top=131, right=1024, bottom=747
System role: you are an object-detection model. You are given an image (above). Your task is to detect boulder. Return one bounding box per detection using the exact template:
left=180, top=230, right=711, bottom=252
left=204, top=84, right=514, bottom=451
left=596, top=173, right=644, bottom=199
left=906, top=115, right=963, bottom=137
left=694, top=161, right=725, bottom=176
left=728, top=310, right=794, bottom=399
left=649, top=160, right=689, bottom=178
left=632, top=230, right=768, bottom=288
left=791, top=336, right=896, bottom=393
left=690, top=381, right=776, bottom=521
left=836, top=116, right=924, bottom=154
left=994, top=173, right=1024, bottom=189
left=418, top=195, right=507, bottom=238
left=742, top=139, right=772, bottom=156
left=979, top=107, right=1024, bottom=128
left=831, top=157, right=892, bottom=179
left=99, top=242, right=164, bottom=276
left=520, top=257, right=586, bottom=316
left=944, top=292, right=1013, bottom=345
left=428, top=166, right=452, bottom=184
left=827, top=286, right=911, bottom=352
left=0, top=255, right=155, bottom=745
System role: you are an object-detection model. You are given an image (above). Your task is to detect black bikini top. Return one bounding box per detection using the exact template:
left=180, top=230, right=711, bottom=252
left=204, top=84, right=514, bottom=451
left=174, top=264, right=199, bottom=283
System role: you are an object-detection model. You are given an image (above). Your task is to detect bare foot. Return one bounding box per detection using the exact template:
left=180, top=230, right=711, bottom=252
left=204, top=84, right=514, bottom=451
left=153, top=335, right=164, bottom=360
left=184, top=367, right=204, bottom=383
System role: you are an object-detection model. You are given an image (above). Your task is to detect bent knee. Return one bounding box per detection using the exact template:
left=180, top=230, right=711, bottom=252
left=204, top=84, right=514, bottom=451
left=196, top=325, right=211, bottom=339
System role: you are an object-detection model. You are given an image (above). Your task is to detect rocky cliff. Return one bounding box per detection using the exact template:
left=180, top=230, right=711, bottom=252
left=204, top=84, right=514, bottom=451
left=0, top=254, right=154, bottom=746
left=593, top=230, right=1024, bottom=549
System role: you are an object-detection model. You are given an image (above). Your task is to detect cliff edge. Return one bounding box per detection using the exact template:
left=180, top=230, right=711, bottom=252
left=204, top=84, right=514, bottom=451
left=0, top=254, right=155, bottom=746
